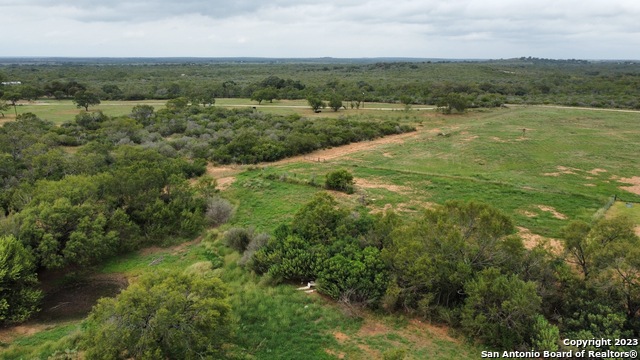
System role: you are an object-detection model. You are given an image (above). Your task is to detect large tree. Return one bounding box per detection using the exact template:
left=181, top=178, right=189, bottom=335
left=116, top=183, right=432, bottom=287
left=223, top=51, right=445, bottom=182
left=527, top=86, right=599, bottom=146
left=328, top=94, right=344, bottom=112
left=251, top=87, right=278, bottom=104
left=73, top=90, right=101, bottom=111
left=461, top=267, right=542, bottom=348
left=2, top=91, right=21, bottom=116
left=382, top=201, right=516, bottom=312
left=307, top=96, right=325, bottom=112
left=0, top=235, right=42, bottom=325
left=82, top=270, right=233, bottom=359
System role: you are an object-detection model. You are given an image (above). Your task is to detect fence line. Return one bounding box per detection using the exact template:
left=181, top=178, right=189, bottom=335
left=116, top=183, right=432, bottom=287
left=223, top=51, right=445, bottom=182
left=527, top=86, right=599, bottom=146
left=592, top=195, right=618, bottom=220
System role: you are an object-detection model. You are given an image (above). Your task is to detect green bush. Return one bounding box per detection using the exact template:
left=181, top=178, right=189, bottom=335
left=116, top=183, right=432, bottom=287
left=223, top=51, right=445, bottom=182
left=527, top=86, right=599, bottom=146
left=461, top=268, right=541, bottom=349
left=325, top=169, right=354, bottom=193
left=82, top=270, right=233, bottom=359
left=0, top=235, right=43, bottom=325
left=224, top=227, right=254, bottom=253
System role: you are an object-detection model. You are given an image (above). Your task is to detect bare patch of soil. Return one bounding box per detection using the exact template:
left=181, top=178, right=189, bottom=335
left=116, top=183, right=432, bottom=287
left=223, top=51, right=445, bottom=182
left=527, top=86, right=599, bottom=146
left=275, top=130, right=420, bottom=165
left=357, top=320, right=390, bottom=337
left=355, top=178, right=412, bottom=194
left=587, top=168, right=608, bottom=175
left=325, top=349, right=346, bottom=359
left=216, top=176, right=236, bottom=191
left=490, top=136, right=509, bottom=143
left=617, top=176, right=640, bottom=195
left=0, top=323, right=50, bottom=344
left=635, top=226, right=640, bottom=237
left=325, top=189, right=354, bottom=201
left=333, top=331, right=350, bottom=343
left=543, top=165, right=580, bottom=177
left=0, top=117, right=14, bottom=126
left=536, top=205, right=568, bottom=220
left=517, top=227, right=563, bottom=254
left=584, top=183, right=596, bottom=187
left=517, top=209, right=538, bottom=218
left=382, top=152, right=393, bottom=158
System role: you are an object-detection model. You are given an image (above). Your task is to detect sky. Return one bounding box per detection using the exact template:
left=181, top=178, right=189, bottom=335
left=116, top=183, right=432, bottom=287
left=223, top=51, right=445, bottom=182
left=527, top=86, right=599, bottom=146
left=2, top=0, right=639, bottom=59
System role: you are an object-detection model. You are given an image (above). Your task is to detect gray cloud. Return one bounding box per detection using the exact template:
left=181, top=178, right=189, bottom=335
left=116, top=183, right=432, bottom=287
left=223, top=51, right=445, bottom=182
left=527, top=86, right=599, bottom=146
left=2, top=0, right=639, bottom=58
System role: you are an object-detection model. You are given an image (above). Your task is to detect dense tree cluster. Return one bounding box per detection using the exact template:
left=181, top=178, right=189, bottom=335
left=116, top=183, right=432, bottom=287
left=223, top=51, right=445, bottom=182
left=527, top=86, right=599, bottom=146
left=3, top=59, right=640, bottom=109
left=0, top=100, right=413, bottom=325
left=82, top=269, right=233, bottom=359
left=240, top=193, right=640, bottom=351
left=0, top=235, right=42, bottom=325
left=249, top=193, right=390, bottom=306
left=55, top=105, right=414, bottom=165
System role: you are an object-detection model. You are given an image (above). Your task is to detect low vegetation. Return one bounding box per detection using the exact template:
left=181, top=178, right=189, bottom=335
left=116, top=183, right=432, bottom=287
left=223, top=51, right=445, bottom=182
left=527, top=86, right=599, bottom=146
left=1, top=59, right=640, bottom=358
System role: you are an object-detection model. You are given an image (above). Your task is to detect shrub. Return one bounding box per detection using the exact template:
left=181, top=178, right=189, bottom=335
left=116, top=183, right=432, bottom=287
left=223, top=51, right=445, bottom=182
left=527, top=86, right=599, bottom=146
left=383, top=348, right=407, bottom=360
left=325, top=169, right=354, bottom=193
left=82, top=270, right=233, bottom=359
left=205, top=197, right=234, bottom=227
left=239, top=232, right=270, bottom=266
left=0, top=235, right=43, bottom=325
left=224, top=227, right=254, bottom=253
left=461, top=268, right=541, bottom=349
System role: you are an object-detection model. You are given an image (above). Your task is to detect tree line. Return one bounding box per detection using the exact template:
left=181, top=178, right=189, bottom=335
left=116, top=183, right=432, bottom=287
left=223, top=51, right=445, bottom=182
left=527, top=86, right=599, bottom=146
left=0, top=101, right=412, bottom=327
left=2, top=59, right=640, bottom=110
left=232, top=192, right=640, bottom=353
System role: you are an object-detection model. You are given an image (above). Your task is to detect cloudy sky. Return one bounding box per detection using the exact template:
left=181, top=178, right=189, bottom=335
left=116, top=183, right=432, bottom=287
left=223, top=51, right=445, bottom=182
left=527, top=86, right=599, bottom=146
left=3, top=0, right=639, bottom=59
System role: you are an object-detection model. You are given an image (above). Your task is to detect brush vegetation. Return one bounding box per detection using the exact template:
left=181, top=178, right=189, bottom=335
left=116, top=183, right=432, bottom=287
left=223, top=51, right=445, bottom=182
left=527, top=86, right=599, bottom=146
left=1, top=61, right=640, bottom=359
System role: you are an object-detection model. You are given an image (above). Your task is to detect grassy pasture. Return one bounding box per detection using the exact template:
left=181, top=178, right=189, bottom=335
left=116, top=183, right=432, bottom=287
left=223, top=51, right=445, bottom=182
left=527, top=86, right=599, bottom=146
left=3, top=104, right=640, bottom=359
left=225, top=106, right=640, bottom=238
left=1, top=98, right=416, bottom=125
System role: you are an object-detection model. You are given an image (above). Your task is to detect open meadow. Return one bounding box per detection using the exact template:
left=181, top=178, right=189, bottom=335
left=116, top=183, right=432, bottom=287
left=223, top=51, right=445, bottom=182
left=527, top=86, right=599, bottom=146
left=223, top=105, right=640, bottom=237
left=2, top=101, right=640, bottom=359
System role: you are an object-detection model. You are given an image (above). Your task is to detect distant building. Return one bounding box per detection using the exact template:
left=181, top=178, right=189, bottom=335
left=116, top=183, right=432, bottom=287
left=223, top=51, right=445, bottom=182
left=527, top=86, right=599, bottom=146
left=1, top=81, right=22, bottom=85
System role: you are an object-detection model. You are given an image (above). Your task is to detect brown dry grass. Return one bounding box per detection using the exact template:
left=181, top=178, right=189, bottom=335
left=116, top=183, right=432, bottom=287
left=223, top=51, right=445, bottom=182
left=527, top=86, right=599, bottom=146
left=536, top=205, right=568, bottom=220
left=139, top=235, right=202, bottom=256
left=0, top=323, right=50, bottom=344
left=517, top=226, right=563, bottom=254
left=355, top=177, right=412, bottom=194
left=216, top=176, right=236, bottom=191
left=617, top=176, right=640, bottom=195
left=587, top=168, right=608, bottom=175
left=543, top=165, right=580, bottom=177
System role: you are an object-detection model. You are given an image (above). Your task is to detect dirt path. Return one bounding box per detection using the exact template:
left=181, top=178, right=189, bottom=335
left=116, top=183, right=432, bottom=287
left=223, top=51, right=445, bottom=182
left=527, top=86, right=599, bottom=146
left=206, top=129, right=422, bottom=184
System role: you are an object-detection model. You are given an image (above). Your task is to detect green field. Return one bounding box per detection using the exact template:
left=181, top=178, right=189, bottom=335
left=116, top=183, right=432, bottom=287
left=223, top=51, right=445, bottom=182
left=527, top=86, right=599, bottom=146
left=2, top=99, right=416, bottom=124
left=2, top=103, right=640, bottom=359
left=225, top=106, right=640, bottom=238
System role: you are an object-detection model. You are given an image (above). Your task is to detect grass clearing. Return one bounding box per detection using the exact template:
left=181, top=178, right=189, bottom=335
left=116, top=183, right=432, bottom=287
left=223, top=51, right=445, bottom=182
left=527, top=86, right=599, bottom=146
left=4, top=105, right=640, bottom=359
left=6, top=98, right=417, bottom=124
left=607, top=201, right=640, bottom=236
